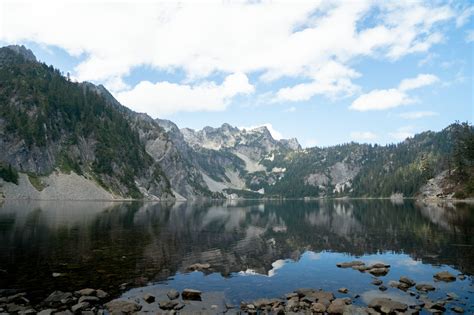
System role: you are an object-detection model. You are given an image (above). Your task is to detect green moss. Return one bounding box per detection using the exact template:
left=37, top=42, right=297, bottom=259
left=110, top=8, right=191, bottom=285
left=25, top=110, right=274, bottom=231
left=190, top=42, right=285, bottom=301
left=27, top=174, right=47, bottom=191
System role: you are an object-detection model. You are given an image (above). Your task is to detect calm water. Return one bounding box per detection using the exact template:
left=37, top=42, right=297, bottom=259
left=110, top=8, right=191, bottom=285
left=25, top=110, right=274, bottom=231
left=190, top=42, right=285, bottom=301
left=0, top=199, right=473, bottom=311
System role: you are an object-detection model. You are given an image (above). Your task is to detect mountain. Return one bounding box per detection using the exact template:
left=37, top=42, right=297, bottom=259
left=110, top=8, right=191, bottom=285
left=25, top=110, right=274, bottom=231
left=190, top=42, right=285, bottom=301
left=0, top=45, right=472, bottom=200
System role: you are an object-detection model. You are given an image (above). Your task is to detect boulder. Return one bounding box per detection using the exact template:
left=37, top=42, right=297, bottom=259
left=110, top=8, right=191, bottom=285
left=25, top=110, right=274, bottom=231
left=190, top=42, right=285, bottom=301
left=105, top=300, right=142, bottom=314
left=167, top=289, right=179, bottom=300
left=75, top=289, right=96, bottom=296
left=369, top=267, right=389, bottom=276
left=434, top=271, right=456, bottom=282
left=399, top=276, right=416, bottom=287
left=371, top=279, right=382, bottom=286
left=369, top=298, right=407, bottom=313
left=158, top=300, right=178, bottom=310
left=378, top=285, right=387, bottom=291
left=71, top=302, right=89, bottom=313
left=338, top=288, right=349, bottom=294
left=95, top=290, right=108, bottom=299
left=181, top=289, right=202, bottom=300
left=78, top=296, right=99, bottom=304
left=311, top=302, right=327, bottom=313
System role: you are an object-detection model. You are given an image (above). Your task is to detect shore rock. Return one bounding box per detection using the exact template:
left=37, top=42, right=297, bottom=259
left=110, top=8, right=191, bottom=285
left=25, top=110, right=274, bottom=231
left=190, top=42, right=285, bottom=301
left=369, top=267, right=389, bottom=276
left=369, top=298, right=407, bottom=313
left=105, top=300, right=142, bottom=314
left=187, top=263, right=211, bottom=271
left=167, top=289, right=179, bottom=300
left=182, top=288, right=202, bottom=300
left=400, top=276, right=416, bottom=287
left=158, top=300, right=178, bottom=310
left=415, top=283, right=435, bottom=292
left=338, top=288, right=349, bottom=293
left=75, top=289, right=96, bottom=296
left=371, top=279, right=382, bottom=286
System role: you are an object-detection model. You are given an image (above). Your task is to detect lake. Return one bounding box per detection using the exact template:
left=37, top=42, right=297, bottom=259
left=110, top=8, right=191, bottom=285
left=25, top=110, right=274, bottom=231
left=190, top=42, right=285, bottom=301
left=0, top=199, right=473, bottom=313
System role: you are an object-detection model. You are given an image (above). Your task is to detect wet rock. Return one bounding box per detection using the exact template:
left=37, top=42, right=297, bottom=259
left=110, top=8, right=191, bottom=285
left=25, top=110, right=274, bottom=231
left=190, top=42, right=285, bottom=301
left=458, top=274, right=466, bottom=280
left=452, top=306, right=464, bottom=313
left=95, top=290, right=108, bottom=299
left=285, top=292, right=298, bottom=299
left=181, top=289, right=202, bottom=301
left=400, top=276, right=416, bottom=287
left=286, top=297, right=299, bottom=311
left=369, top=267, right=389, bottom=276
left=434, top=271, right=456, bottom=282
left=372, top=279, right=383, bottom=286
left=352, top=265, right=370, bottom=272
left=167, top=289, right=179, bottom=300
left=20, top=309, right=37, bottom=314
left=311, top=302, right=327, bottom=313
left=158, top=300, right=178, bottom=310
left=143, top=294, right=155, bottom=303
left=105, top=300, right=142, bottom=314
left=337, top=261, right=365, bottom=268
left=37, top=309, right=55, bottom=315
left=253, top=298, right=272, bottom=309
left=369, top=298, right=407, bottom=313
left=308, top=290, right=335, bottom=302
left=187, top=263, right=211, bottom=271
left=338, top=288, right=349, bottom=294
left=75, top=289, right=96, bottom=296
left=415, top=283, right=435, bottom=292
left=378, top=285, right=387, bottom=292
left=71, top=302, right=89, bottom=313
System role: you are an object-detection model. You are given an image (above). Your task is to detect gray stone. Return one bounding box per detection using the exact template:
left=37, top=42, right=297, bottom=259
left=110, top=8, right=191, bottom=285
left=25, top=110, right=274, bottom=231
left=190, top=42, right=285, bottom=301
left=37, top=309, right=55, bottom=315
left=167, top=289, right=179, bottom=300
left=95, top=290, right=108, bottom=299
left=158, top=300, right=178, bottom=310
left=181, top=289, right=201, bottom=300
left=452, top=306, right=464, bottom=313
left=369, top=267, right=389, bottom=276
left=311, top=302, right=326, bottom=313
left=338, top=288, right=349, bottom=294
left=186, top=263, right=211, bottom=271
left=400, top=276, right=416, bottom=287
left=378, top=285, right=387, bottom=291
left=369, top=298, right=407, bottom=313
left=371, top=279, right=382, bottom=286
left=415, top=283, right=435, bottom=292
left=71, top=302, right=89, bottom=313
left=78, top=296, right=99, bottom=304
left=105, top=300, right=142, bottom=314
left=75, top=289, right=96, bottom=297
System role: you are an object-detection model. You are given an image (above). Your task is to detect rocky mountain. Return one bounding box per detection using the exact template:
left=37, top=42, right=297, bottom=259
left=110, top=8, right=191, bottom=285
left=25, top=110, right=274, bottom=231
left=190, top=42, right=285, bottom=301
left=0, top=45, right=472, bottom=200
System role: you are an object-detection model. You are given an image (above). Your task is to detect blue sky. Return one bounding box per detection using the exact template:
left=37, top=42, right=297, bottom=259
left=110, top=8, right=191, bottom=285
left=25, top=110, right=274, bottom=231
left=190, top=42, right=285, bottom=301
left=0, top=0, right=472, bottom=147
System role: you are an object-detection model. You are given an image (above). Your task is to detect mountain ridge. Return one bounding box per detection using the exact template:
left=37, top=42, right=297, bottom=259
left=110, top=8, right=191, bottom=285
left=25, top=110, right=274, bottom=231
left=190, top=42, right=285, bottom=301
left=0, top=45, right=472, bottom=200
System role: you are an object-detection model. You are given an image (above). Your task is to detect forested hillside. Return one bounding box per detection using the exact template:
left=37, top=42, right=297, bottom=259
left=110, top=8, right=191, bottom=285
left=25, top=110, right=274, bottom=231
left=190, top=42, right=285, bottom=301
left=0, top=45, right=472, bottom=200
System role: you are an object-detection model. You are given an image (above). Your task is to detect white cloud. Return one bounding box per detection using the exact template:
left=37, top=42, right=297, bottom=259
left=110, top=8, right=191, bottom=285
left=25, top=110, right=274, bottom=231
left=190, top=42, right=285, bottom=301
left=284, top=106, right=297, bottom=113
left=398, top=74, right=439, bottom=91
left=350, top=74, right=438, bottom=111
left=456, top=7, right=474, bottom=27
left=350, top=131, right=378, bottom=142
left=399, top=111, right=439, bottom=119
left=350, top=88, right=413, bottom=111
left=116, top=73, right=254, bottom=117
left=466, top=30, right=474, bottom=43
left=239, top=123, right=283, bottom=140
left=275, top=61, right=360, bottom=102
left=0, top=0, right=458, bottom=113
left=389, top=126, right=416, bottom=141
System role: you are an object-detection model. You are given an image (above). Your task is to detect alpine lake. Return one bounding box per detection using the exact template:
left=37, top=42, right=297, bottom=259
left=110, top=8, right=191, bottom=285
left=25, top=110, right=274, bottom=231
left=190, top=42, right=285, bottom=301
left=0, top=199, right=473, bottom=314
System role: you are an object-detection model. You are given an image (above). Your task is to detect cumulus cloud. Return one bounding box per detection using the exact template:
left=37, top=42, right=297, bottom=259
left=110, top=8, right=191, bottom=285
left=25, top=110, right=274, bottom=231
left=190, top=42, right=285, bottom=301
left=116, top=73, right=254, bottom=117
left=350, top=74, right=438, bottom=111
left=0, top=0, right=459, bottom=113
left=399, top=111, right=439, bottom=119
left=350, top=131, right=378, bottom=142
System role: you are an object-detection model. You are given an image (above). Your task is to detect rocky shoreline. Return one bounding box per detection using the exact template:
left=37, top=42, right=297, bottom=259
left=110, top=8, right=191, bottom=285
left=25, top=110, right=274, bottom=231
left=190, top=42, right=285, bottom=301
left=0, top=261, right=469, bottom=314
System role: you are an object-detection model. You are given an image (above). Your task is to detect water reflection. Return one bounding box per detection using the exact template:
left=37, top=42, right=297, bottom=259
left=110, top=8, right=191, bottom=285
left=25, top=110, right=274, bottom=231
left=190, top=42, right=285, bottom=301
left=0, top=199, right=472, bottom=300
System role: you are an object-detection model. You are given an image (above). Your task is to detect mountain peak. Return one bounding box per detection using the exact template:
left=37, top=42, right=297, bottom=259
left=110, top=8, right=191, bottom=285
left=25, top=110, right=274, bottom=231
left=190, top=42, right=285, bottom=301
left=4, top=45, right=37, bottom=62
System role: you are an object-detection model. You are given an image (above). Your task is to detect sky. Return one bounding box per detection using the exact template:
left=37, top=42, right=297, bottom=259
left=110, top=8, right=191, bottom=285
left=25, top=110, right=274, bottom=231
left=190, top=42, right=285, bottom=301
left=0, top=0, right=472, bottom=147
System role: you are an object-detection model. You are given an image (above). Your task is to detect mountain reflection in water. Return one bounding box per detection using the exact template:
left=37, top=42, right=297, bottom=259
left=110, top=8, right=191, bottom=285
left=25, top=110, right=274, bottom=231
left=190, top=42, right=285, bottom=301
left=0, top=199, right=472, bottom=301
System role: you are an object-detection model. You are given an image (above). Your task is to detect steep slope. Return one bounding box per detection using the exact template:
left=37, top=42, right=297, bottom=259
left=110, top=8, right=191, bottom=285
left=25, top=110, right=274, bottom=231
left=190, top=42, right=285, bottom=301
left=0, top=45, right=172, bottom=199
